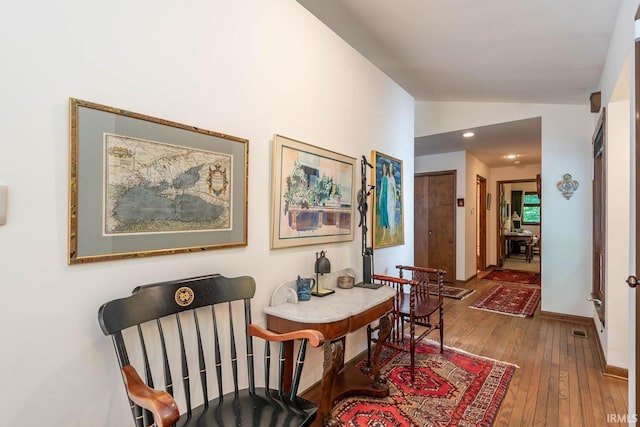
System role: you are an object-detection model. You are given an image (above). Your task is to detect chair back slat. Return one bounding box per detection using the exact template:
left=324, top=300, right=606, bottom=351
left=263, top=341, right=272, bottom=397
left=228, top=301, right=239, bottom=397
left=397, top=265, right=446, bottom=304
left=278, top=343, right=286, bottom=398
left=135, top=325, right=156, bottom=427
left=175, top=313, right=192, bottom=418
left=211, top=305, right=224, bottom=401
left=244, top=299, right=256, bottom=394
left=156, top=319, right=174, bottom=397
left=192, top=310, right=209, bottom=407
left=290, top=340, right=308, bottom=400
left=136, top=326, right=154, bottom=388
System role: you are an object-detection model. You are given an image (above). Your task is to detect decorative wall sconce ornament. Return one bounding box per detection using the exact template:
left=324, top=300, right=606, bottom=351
left=557, top=174, right=579, bottom=200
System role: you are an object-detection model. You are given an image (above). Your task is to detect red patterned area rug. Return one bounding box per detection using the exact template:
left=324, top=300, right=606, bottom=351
left=469, top=285, right=541, bottom=317
left=481, top=269, right=540, bottom=285
left=334, top=340, right=516, bottom=426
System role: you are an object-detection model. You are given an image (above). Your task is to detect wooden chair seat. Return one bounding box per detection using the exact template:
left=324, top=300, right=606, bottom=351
left=99, top=274, right=324, bottom=427
left=171, top=389, right=317, bottom=427
left=397, top=292, right=442, bottom=318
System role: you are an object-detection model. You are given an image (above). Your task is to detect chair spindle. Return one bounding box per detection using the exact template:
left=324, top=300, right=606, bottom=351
left=175, top=313, right=192, bottom=418
left=193, top=310, right=209, bottom=407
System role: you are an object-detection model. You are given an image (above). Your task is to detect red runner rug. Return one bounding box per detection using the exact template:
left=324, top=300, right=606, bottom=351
left=334, top=340, right=516, bottom=426
left=469, top=285, right=541, bottom=317
left=481, top=269, right=540, bottom=285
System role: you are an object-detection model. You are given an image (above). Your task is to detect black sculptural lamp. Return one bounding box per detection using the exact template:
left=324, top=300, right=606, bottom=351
left=312, top=250, right=334, bottom=296
left=358, top=155, right=375, bottom=284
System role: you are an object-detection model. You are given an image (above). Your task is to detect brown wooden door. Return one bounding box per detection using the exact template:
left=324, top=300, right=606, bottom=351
left=414, top=171, right=456, bottom=283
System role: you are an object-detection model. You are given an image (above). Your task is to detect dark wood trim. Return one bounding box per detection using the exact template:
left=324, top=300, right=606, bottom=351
left=539, top=310, right=592, bottom=325
left=592, top=108, right=606, bottom=326
left=604, top=365, right=629, bottom=380
left=590, top=91, right=601, bottom=113
left=634, top=6, right=640, bottom=410
left=477, top=175, right=487, bottom=271
left=587, top=318, right=628, bottom=380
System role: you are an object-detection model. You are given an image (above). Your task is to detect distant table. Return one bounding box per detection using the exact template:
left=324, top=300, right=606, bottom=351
left=264, top=275, right=396, bottom=427
left=504, top=232, right=532, bottom=257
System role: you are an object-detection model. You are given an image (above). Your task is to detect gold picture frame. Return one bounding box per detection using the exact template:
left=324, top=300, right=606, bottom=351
left=68, top=98, right=248, bottom=264
left=372, top=150, right=404, bottom=248
left=270, top=134, right=356, bottom=249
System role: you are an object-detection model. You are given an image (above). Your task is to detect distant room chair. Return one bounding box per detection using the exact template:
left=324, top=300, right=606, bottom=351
left=527, top=236, right=541, bottom=263
left=367, top=265, right=445, bottom=382
left=98, top=274, right=324, bottom=427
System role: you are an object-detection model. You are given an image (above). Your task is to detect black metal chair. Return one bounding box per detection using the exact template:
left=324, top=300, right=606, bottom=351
left=368, top=265, right=445, bottom=382
left=99, top=274, right=324, bottom=427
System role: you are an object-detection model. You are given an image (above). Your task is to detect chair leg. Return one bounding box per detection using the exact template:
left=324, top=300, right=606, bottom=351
left=439, top=306, right=444, bottom=354
left=366, top=324, right=372, bottom=368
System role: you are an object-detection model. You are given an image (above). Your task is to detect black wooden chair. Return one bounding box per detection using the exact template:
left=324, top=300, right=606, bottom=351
left=98, top=274, right=324, bottom=427
left=368, top=265, right=445, bottom=382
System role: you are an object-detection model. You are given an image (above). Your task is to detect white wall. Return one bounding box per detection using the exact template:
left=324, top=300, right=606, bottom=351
left=415, top=151, right=466, bottom=280
left=0, top=1, right=414, bottom=425
left=416, top=102, right=593, bottom=317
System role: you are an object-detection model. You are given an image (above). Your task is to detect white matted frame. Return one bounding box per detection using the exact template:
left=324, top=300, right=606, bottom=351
left=270, top=134, right=356, bottom=249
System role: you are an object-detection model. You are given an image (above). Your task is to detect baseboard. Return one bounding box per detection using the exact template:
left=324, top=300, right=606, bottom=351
left=604, top=365, right=628, bottom=380
left=457, top=273, right=477, bottom=285
left=539, top=310, right=592, bottom=325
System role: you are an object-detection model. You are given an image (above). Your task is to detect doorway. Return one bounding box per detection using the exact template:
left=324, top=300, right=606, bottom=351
left=414, top=171, right=456, bottom=282
left=496, top=178, right=541, bottom=273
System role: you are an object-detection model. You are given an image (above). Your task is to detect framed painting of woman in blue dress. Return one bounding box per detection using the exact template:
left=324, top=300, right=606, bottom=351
left=372, top=151, right=404, bottom=248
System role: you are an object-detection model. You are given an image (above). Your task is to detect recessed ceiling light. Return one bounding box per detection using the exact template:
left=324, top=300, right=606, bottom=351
left=505, top=154, right=518, bottom=159
left=462, top=132, right=474, bottom=138
left=514, top=160, right=521, bottom=165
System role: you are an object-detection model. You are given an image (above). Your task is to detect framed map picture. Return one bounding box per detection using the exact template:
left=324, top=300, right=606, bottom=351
left=372, top=151, right=404, bottom=248
left=68, top=98, right=248, bottom=264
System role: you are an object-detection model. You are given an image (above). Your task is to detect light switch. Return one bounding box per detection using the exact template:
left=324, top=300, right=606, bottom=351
left=0, top=185, right=7, bottom=225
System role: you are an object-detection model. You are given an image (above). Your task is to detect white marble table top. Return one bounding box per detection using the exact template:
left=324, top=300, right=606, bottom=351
left=263, top=283, right=396, bottom=324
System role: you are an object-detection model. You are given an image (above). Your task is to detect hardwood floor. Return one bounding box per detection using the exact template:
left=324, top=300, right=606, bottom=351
left=304, top=275, right=628, bottom=426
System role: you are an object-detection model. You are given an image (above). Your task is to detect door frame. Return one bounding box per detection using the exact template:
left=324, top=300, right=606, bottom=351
left=477, top=175, right=487, bottom=271
left=495, top=178, right=540, bottom=269
left=633, top=4, right=640, bottom=412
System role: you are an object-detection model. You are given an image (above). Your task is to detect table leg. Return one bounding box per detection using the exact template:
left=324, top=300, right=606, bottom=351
left=370, top=313, right=392, bottom=388
left=318, top=340, right=343, bottom=427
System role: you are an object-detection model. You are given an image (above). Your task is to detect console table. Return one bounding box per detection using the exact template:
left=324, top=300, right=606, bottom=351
left=263, top=270, right=395, bottom=427
left=504, top=231, right=532, bottom=257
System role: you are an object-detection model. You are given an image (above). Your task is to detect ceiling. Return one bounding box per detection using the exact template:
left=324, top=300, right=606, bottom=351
left=297, top=0, right=620, bottom=166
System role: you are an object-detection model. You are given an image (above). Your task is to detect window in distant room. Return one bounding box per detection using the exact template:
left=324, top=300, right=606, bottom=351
left=522, top=192, right=541, bottom=224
